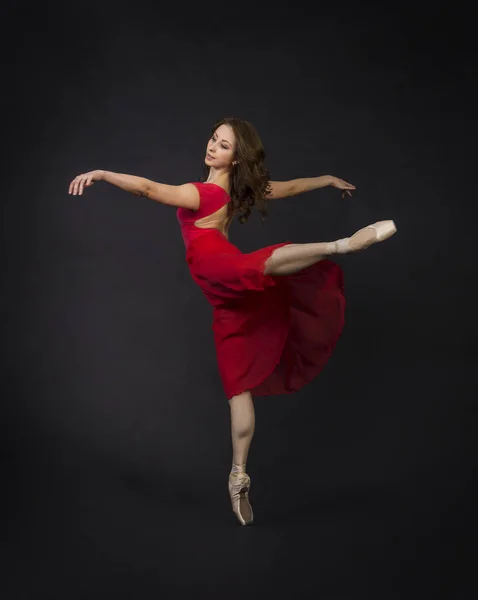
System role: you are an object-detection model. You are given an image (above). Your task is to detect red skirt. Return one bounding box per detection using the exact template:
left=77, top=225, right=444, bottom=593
left=186, top=230, right=345, bottom=399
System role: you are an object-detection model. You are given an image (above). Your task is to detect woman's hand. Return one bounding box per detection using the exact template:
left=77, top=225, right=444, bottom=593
left=329, top=176, right=356, bottom=198
left=69, top=170, right=105, bottom=195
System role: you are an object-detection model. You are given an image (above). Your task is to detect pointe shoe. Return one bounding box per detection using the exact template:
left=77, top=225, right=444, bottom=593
left=334, top=220, right=397, bottom=254
left=228, top=471, right=254, bottom=526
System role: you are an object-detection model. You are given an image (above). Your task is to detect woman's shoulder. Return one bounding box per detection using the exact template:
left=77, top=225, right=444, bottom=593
left=191, top=181, right=229, bottom=195
left=187, top=182, right=230, bottom=214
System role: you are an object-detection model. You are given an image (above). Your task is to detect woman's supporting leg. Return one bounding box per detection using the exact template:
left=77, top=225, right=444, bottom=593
left=228, top=391, right=255, bottom=473
left=228, top=391, right=255, bottom=525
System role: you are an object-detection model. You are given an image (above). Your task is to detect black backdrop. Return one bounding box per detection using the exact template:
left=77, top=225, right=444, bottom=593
left=2, top=2, right=476, bottom=598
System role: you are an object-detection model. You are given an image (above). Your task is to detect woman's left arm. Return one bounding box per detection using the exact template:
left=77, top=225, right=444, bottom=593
left=267, top=175, right=356, bottom=200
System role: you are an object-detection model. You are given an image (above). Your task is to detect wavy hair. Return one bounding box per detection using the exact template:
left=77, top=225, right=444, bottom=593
left=202, top=117, right=271, bottom=224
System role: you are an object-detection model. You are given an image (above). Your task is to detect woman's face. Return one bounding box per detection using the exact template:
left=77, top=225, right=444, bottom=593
left=205, top=124, right=236, bottom=169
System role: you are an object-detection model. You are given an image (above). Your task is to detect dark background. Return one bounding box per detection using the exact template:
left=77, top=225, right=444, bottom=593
left=2, top=1, right=476, bottom=598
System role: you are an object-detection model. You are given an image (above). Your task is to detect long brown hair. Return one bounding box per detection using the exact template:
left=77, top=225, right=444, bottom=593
left=203, top=117, right=271, bottom=224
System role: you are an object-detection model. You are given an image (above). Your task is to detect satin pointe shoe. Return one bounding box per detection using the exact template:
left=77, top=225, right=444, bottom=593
left=334, top=220, right=397, bottom=254
left=228, top=471, right=254, bottom=526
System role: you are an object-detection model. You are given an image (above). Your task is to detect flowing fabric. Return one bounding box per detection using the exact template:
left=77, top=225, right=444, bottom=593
left=177, top=182, right=346, bottom=399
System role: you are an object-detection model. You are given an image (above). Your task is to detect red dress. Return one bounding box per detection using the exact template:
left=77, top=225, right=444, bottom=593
left=177, top=182, right=346, bottom=399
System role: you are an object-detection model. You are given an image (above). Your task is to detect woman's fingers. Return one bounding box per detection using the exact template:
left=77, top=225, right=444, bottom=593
left=69, top=174, right=91, bottom=195
left=79, top=177, right=87, bottom=195
left=73, top=176, right=81, bottom=195
left=333, top=178, right=355, bottom=190
left=68, top=176, right=79, bottom=195
left=334, top=178, right=355, bottom=198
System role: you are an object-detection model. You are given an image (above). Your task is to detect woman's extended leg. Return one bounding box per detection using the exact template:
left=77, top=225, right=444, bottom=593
left=264, top=220, right=397, bottom=276
left=264, top=241, right=334, bottom=276
left=228, top=391, right=255, bottom=525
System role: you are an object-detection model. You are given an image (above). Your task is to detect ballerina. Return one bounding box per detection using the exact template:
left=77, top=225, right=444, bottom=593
left=69, top=116, right=396, bottom=526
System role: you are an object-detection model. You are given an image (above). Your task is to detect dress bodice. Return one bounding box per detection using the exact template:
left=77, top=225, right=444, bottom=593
left=177, top=182, right=231, bottom=248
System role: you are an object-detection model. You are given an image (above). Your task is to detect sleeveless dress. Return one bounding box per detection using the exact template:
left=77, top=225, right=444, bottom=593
left=177, top=182, right=346, bottom=399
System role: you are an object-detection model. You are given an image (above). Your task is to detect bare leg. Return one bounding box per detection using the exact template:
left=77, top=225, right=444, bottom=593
left=264, top=220, right=397, bottom=276
left=228, top=391, right=255, bottom=525
left=264, top=242, right=335, bottom=276
left=228, top=391, right=255, bottom=471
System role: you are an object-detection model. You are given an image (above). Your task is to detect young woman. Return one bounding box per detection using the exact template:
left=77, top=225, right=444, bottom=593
left=69, top=117, right=396, bottom=526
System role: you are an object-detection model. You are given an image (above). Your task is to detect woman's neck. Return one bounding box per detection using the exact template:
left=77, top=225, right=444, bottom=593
left=206, top=167, right=230, bottom=189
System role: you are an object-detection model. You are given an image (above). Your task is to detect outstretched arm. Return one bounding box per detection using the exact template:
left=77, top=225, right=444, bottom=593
left=267, top=175, right=355, bottom=200
left=68, top=169, right=200, bottom=210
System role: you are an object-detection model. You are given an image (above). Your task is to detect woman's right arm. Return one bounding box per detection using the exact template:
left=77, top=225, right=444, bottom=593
left=68, top=169, right=199, bottom=210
